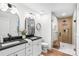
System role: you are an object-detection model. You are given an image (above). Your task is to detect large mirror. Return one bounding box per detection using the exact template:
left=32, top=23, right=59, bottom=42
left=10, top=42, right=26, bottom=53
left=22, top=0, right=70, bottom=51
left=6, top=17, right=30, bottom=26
left=0, top=8, right=20, bottom=38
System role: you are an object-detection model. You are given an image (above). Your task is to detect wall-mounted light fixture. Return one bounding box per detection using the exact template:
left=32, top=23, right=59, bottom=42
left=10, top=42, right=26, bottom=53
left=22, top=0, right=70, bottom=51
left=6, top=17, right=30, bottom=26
left=0, top=3, right=8, bottom=12
left=10, top=6, right=17, bottom=14
left=0, top=3, right=17, bottom=14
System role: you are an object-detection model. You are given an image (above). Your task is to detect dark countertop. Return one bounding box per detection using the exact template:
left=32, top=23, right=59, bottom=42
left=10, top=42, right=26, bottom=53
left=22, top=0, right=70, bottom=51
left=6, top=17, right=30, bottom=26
left=0, top=39, right=28, bottom=51
left=26, top=36, right=42, bottom=41
left=0, top=35, right=42, bottom=51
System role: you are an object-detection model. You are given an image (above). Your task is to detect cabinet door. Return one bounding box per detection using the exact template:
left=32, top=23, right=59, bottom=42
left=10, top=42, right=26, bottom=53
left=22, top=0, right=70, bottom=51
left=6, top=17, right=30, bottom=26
left=33, top=44, right=42, bottom=56
left=32, top=39, right=42, bottom=56
left=26, top=47, right=32, bottom=56
left=33, top=45, right=38, bottom=56
left=37, top=44, right=42, bottom=55
left=15, top=49, right=25, bottom=56
left=0, top=44, right=25, bottom=56
left=9, top=49, right=25, bottom=56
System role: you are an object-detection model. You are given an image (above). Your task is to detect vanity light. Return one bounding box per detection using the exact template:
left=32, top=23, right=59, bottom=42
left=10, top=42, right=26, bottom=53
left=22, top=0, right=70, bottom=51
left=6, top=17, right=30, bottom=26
left=10, top=6, right=17, bottom=14
left=0, top=3, right=18, bottom=14
left=0, top=3, right=8, bottom=12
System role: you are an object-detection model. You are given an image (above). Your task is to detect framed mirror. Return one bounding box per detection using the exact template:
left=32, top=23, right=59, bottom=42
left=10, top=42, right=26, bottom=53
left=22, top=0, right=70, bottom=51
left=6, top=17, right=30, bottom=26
left=36, top=23, right=41, bottom=31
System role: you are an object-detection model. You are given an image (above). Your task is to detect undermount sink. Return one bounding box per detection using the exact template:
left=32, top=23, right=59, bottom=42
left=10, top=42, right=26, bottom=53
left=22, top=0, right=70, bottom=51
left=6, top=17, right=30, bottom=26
left=2, top=41, right=20, bottom=47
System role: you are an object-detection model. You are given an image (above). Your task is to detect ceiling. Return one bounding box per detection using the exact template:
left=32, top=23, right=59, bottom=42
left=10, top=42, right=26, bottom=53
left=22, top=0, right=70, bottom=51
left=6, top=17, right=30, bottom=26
left=15, top=3, right=76, bottom=18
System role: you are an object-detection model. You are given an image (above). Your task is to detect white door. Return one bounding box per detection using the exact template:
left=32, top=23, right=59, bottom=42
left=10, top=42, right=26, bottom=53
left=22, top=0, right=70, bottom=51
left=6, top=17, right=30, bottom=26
left=33, top=44, right=39, bottom=56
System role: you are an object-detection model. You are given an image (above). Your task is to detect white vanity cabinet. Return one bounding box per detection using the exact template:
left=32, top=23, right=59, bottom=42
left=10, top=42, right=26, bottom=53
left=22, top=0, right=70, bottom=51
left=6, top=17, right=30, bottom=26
left=0, top=44, right=26, bottom=56
left=25, top=41, right=33, bottom=56
left=25, top=38, right=42, bottom=56
left=32, top=39, right=42, bottom=56
left=0, top=38, right=42, bottom=56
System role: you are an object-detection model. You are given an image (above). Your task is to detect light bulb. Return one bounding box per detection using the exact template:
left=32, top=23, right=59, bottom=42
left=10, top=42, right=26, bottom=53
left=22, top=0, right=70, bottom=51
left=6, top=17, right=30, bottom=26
left=0, top=3, right=8, bottom=12
left=10, top=6, right=17, bottom=14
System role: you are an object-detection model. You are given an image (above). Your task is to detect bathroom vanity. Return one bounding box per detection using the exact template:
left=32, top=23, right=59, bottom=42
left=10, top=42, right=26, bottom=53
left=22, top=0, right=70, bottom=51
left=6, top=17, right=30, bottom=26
left=0, top=4, right=42, bottom=56
left=0, top=36, right=42, bottom=56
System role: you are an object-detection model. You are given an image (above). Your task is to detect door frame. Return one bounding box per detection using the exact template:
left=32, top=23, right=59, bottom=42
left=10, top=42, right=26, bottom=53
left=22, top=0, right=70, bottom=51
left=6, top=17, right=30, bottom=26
left=51, top=12, right=77, bottom=55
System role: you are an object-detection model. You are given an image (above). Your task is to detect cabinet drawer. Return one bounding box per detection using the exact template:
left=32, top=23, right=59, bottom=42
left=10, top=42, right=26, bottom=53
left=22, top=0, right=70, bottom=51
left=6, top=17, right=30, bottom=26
left=0, top=44, right=25, bottom=56
left=26, top=53, right=32, bottom=56
left=26, top=47, right=32, bottom=53
left=15, top=49, right=25, bottom=56
left=26, top=47, right=32, bottom=56
left=9, top=49, right=25, bottom=56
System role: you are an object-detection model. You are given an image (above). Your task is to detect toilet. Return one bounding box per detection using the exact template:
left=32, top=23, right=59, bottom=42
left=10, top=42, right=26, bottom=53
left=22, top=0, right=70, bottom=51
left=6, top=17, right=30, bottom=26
left=41, top=42, right=49, bottom=53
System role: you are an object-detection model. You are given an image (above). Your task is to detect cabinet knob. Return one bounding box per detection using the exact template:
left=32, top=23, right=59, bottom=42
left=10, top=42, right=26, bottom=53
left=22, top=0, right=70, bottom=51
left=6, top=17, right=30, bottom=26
left=28, top=43, right=30, bottom=45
